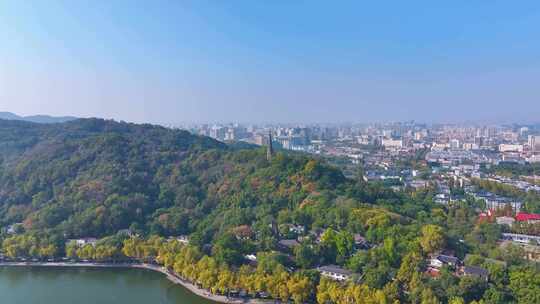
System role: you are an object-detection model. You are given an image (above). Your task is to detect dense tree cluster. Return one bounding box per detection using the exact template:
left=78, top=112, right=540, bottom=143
left=2, top=234, right=58, bottom=259
left=66, top=242, right=122, bottom=262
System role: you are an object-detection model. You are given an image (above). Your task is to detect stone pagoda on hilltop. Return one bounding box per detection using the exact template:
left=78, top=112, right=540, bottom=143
left=266, top=131, right=273, bottom=161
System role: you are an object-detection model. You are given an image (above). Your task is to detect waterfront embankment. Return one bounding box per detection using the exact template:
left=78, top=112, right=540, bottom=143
left=0, top=262, right=273, bottom=304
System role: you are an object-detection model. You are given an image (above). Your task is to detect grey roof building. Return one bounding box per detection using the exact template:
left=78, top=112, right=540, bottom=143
left=318, top=265, right=353, bottom=281
left=461, top=266, right=489, bottom=281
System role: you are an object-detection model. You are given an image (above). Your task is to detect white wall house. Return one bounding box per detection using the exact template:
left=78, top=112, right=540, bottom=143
left=502, top=233, right=540, bottom=245
left=318, top=265, right=353, bottom=281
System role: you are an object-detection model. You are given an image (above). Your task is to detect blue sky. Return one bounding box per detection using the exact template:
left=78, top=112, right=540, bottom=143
left=1, top=1, right=539, bottom=123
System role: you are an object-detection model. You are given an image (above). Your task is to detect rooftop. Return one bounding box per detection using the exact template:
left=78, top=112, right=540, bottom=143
left=278, top=239, right=300, bottom=248
left=462, top=265, right=489, bottom=278
left=516, top=212, right=540, bottom=222
left=436, top=254, right=459, bottom=264
left=318, top=265, right=353, bottom=276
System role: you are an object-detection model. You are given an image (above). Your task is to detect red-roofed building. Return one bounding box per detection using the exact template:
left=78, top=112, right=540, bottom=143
left=426, top=267, right=441, bottom=278
left=478, top=212, right=493, bottom=223
left=516, top=212, right=540, bottom=223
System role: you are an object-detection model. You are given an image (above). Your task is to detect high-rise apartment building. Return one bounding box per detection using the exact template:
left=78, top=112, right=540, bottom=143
left=529, top=135, right=540, bottom=152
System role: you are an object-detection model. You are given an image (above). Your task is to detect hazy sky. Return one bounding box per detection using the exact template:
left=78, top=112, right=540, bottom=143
left=1, top=1, right=540, bottom=124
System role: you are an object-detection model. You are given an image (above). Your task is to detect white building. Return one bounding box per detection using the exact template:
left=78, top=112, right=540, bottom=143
left=67, top=238, right=98, bottom=247
left=429, top=254, right=459, bottom=269
left=431, top=143, right=449, bottom=151
left=528, top=135, right=540, bottom=152
left=462, top=143, right=479, bottom=151
left=5, top=223, right=23, bottom=235
left=483, top=197, right=522, bottom=213
left=499, top=144, right=523, bottom=153
left=502, top=233, right=540, bottom=245
left=527, top=154, right=540, bottom=163
left=244, top=254, right=257, bottom=262
left=450, top=139, right=461, bottom=150
left=381, top=138, right=403, bottom=149
left=318, top=265, right=353, bottom=281
left=169, top=235, right=189, bottom=244
left=496, top=216, right=515, bottom=227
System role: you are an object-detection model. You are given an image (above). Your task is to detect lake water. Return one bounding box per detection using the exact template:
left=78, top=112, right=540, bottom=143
left=0, top=266, right=215, bottom=304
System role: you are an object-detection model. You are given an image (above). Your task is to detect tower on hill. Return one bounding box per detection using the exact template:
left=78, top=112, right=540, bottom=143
left=267, top=131, right=273, bottom=161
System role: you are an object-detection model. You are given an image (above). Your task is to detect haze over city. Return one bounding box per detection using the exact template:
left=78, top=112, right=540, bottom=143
left=3, top=2, right=540, bottom=304
left=2, top=1, right=540, bottom=124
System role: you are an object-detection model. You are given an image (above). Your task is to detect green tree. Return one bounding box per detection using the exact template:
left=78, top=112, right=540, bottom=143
left=509, top=267, right=540, bottom=304
left=420, top=225, right=446, bottom=254
left=294, top=242, right=317, bottom=268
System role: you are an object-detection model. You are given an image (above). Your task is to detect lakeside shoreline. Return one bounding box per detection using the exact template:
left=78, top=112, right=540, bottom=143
left=0, top=262, right=272, bottom=304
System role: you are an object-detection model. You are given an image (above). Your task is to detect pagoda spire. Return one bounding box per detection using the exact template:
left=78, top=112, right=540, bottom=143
left=267, top=130, right=273, bottom=161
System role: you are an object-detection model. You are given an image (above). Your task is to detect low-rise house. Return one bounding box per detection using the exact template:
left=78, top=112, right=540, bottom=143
left=515, top=212, right=540, bottom=224
left=244, top=254, right=257, bottom=262
left=407, top=180, right=429, bottom=190
left=477, top=212, right=491, bottom=223
left=232, top=225, right=254, bottom=240
left=496, top=216, right=515, bottom=227
left=5, top=223, right=23, bottom=235
left=277, top=239, right=300, bottom=253
left=244, top=254, right=258, bottom=266
left=460, top=266, right=489, bottom=281
left=484, top=197, right=522, bottom=213
left=117, top=229, right=135, bottom=237
left=471, top=191, right=522, bottom=213
left=429, top=254, right=460, bottom=269
left=434, top=193, right=449, bottom=205
left=501, top=233, right=540, bottom=245
left=67, top=238, right=98, bottom=247
left=288, top=224, right=305, bottom=235
left=450, top=195, right=465, bottom=203
left=318, top=265, right=353, bottom=281
left=257, top=291, right=271, bottom=299
left=310, top=229, right=324, bottom=244
left=353, top=234, right=369, bottom=249
left=169, top=235, right=189, bottom=244
left=426, top=267, right=441, bottom=278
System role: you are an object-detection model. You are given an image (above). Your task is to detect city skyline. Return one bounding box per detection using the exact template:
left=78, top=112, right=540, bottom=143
left=2, top=1, right=540, bottom=124
left=2, top=110, right=540, bottom=126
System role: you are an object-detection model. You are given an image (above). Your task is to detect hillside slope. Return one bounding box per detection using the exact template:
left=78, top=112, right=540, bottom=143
left=0, top=118, right=347, bottom=242
left=0, top=118, right=227, bottom=235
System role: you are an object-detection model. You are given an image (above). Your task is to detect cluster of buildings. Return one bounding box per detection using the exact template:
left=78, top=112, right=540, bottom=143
left=231, top=224, right=370, bottom=282
left=180, top=122, right=540, bottom=163
left=178, top=122, right=540, bottom=182
left=484, top=175, right=540, bottom=193
left=428, top=210, right=540, bottom=275
left=427, top=254, right=489, bottom=281
left=489, top=212, right=540, bottom=261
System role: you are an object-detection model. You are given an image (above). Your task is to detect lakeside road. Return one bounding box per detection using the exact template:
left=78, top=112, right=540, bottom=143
left=0, top=262, right=273, bottom=304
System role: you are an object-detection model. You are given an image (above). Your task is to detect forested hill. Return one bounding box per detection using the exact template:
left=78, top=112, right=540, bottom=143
left=0, top=118, right=230, bottom=235
left=0, top=118, right=347, bottom=240
left=0, top=118, right=222, bottom=162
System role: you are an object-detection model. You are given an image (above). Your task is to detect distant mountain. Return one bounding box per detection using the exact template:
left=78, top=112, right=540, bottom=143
left=0, top=112, right=20, bottom=120
left=0, top=112, right=78, bottom=123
